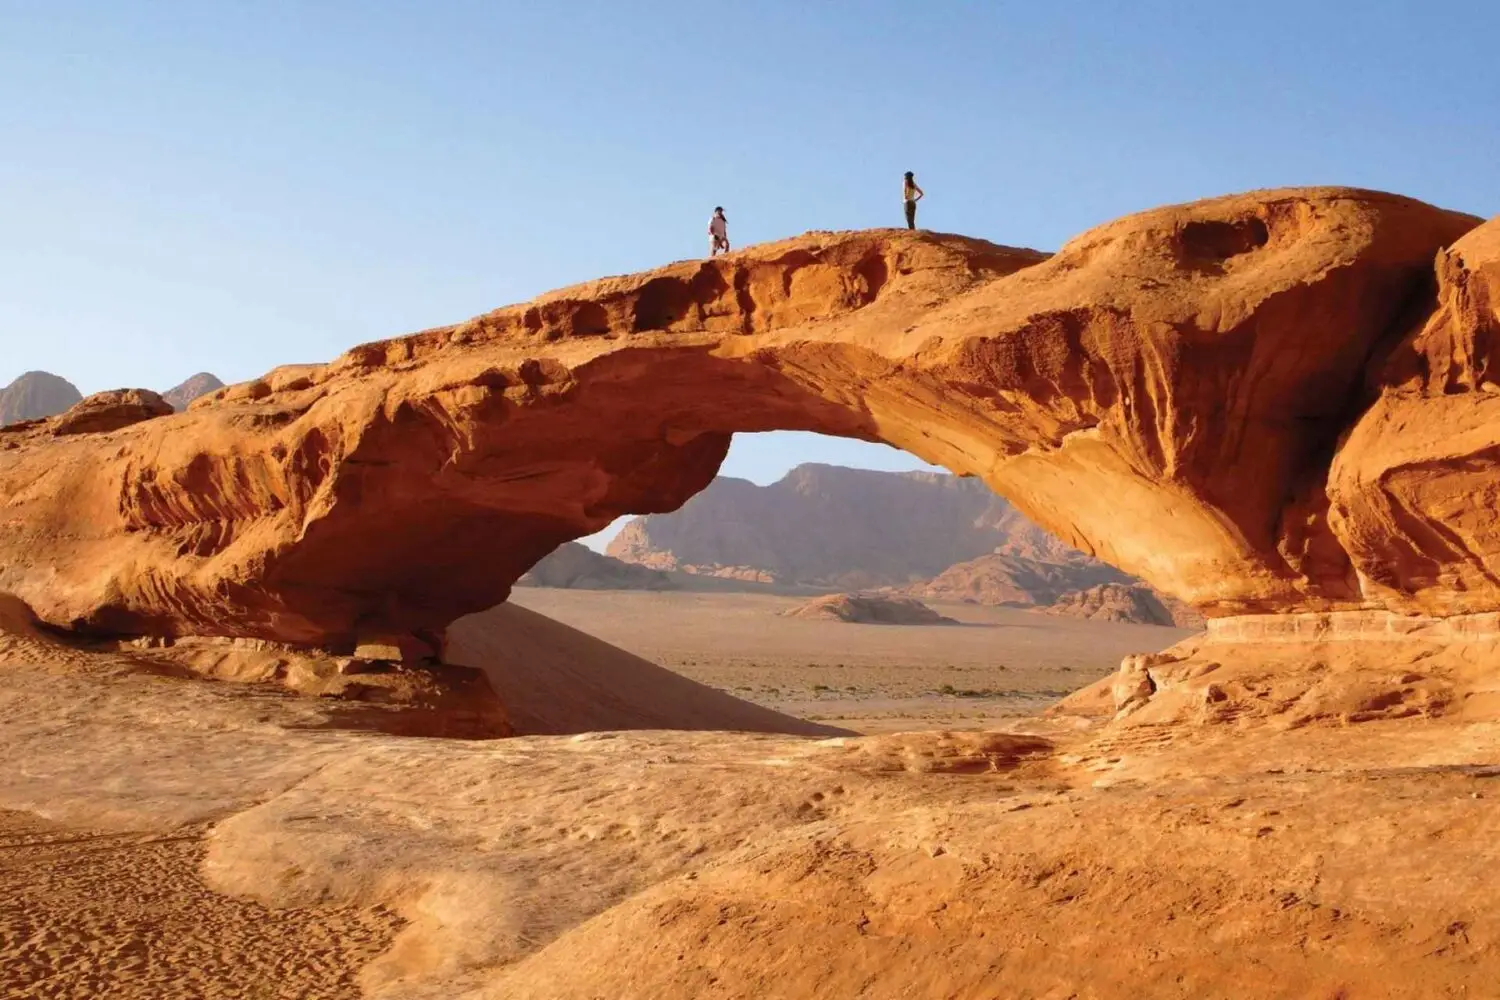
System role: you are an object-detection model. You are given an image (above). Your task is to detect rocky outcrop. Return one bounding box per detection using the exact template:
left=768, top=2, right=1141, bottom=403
left=0, top=188, right=1484, bottom=648
left=909, top=551, right=1129, bottom=606
left=1056, top=609, right=1499, bottom=728
left=780, top=593, right=956, bottom=625
left=49, top=389, right=175, bottom=436
left=608, top=464, right=1078, bottom=589
left=517, top=542, right=676, bottom=591
left=0, top=371, right=82, bottom=426
left=162, top=373, right=225, bottom=411
left=1044, top=583, right=1202, bottom=627
left=1327, top=216, right=1500, bottom=616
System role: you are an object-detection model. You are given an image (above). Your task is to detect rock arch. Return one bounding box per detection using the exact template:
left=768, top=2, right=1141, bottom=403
left=0, top=187, right=1485, bottom=650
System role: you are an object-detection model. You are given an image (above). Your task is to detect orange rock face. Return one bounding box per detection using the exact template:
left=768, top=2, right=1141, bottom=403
left=1327, top=217, right=1500, bottom=614
left=0, top=188, right=1483, bottom=647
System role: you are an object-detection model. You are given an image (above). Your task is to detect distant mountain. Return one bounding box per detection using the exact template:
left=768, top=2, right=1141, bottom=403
left=162, top=372, right=224, bottom=411
left=607, top=464, right=1070, bottom=590
left=0, top=371, right=82, bottom=426
left=517, top=542, right=677, bottom=591
left=604, top=463, right=1201, bottom=627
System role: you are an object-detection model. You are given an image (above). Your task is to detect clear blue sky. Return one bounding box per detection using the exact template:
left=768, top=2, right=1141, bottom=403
left=3, top=1, right=1496, bottom=521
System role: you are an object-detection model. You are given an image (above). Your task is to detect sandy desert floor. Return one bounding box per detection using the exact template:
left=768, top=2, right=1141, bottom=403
left=0, top=810, right=401, bottom=1000
left=508, top=589, right=1192, bottom=731
left=2, top=594, right=1498, bottom=998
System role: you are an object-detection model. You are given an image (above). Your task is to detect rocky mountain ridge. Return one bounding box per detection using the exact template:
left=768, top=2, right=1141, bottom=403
left=607, top=464, right=1059, bottom=589
left=0, top=372, right=83, bottom=426
left=603, top=463, right=1196, bottom=624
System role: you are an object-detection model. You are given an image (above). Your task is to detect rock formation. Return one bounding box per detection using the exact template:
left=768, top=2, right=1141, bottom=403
left=779, top=593, right=956, bottom=625
left=1326, top=215, right=1500, bottom=616
left=907, top=550, right=1130, bottom=606
left=162, top=372, right=225, bottom=411
left=0, top=188, right=1486, bottom=650
left=0, top=371, right=82, bottom=426
left=517, top=542, right=676, bottom=591
left=1044, top=582, right=1202, bottom=627
left=49, top=389, right=175, bottom=436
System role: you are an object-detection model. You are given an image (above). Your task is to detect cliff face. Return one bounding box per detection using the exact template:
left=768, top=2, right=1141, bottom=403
left=1327, top=216, right=1500, bottom=615
left=0, top=371, right=82, bottom=426
left=0, top=188, right=1485, bottom=648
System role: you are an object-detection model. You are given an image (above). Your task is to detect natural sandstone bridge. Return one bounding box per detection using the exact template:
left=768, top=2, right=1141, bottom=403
left=0, top=187, right=1494, bottom=655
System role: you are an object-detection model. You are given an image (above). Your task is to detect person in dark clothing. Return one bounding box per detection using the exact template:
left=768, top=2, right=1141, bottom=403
left=903, top=171, right=924, bottom=230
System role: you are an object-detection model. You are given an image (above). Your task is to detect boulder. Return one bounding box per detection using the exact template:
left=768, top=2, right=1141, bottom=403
left=50, top=389, right=174, bottom=436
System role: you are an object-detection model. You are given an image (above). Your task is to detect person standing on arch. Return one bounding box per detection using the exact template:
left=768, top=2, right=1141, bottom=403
left=902, top=171, right=924, bottom=230
left=708, top=206, right=730, bottom=256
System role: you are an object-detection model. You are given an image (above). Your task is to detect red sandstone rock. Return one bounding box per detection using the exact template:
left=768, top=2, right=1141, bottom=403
left=1327, top=216, right=1500, bottom=615
left=0, top=188, right=1482, bottom=646
left=50, top=389, right=174, bottom=436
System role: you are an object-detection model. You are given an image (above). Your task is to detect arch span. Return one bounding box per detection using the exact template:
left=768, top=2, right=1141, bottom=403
left=0, top=187, right=1482, bottom=648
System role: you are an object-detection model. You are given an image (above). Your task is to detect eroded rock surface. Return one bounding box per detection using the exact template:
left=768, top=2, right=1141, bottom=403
left=1328, top=216, right=1500, bottom=615
left=49, top=389, right=174, bottom=436
left=0, top=187, right=1484, bottom=646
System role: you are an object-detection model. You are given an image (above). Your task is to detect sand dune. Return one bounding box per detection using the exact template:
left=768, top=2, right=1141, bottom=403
left=445, top=602, right=846, bottom=737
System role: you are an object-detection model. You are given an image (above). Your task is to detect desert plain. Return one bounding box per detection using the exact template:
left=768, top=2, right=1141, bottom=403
left=4, top=587, right=1498, bottom=1000
left=510, top=589, right=1193, bottom=731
